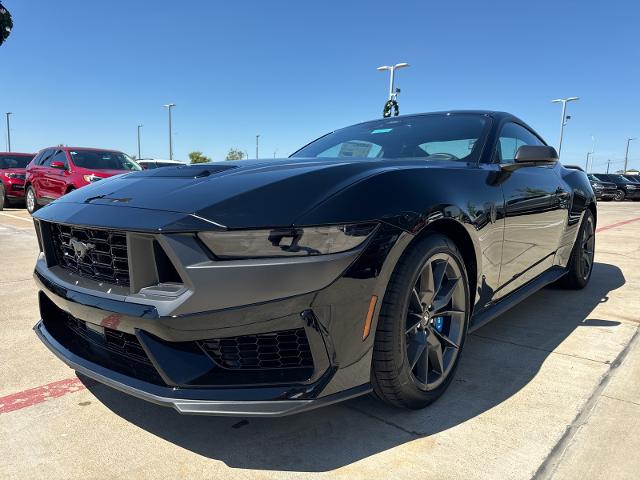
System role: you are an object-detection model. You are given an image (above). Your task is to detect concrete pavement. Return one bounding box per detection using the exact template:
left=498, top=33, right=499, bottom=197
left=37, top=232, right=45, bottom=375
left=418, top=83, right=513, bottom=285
left=0, top=203, right=638, bottom=480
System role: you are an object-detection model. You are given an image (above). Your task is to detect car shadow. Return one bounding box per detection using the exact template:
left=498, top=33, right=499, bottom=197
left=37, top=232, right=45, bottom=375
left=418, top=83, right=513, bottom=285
left=83, top=261, right=625, bottom=472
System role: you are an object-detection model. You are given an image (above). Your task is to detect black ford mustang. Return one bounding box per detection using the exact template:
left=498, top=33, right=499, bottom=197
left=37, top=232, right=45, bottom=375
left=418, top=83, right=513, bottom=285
left=32, top=111, right=596, bottom=416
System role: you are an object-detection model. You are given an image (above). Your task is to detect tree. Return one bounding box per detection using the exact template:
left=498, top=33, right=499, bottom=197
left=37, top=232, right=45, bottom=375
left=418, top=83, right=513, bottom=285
left=189, top=151, right=211, bottom=164
left=225, top=148, right=245, bottom=161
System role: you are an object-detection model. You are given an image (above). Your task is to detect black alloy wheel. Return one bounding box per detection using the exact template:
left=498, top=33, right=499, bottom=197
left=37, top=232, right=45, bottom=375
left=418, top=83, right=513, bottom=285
left=372, top=234, right=470, bottom=409
left=579, top=213, right=595, bottom=281
left=613, top=189, right=625, bottom=201
left=405, top=252, right=466, bottom=391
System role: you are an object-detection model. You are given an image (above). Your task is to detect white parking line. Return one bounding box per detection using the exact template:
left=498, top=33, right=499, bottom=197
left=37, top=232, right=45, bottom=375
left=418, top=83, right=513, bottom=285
left=0, top=212, right=33, bottom=223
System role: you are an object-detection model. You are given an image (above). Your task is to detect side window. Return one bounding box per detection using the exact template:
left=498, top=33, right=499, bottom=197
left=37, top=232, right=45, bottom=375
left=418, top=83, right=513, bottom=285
left=38, top=149, right=55, bottom=166
left=49, top=150, right=68, bottom=168
left=497, top=123, right=544, bottom=164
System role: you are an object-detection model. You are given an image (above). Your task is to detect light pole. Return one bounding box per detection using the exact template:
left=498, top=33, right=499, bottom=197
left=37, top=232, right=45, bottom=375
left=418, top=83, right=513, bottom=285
left=5, top=112, right=12, bottom=152
left=377, top=63, right=409, bottom=100
left=137, top=124, right=143, bottom=159
left=256, top=135, right=260, bottom=159
left=163, top=103, right=176, bottom=160
left=551, top=97, right=579, bottom=158
left=606, top=159, right=611, bottom=174
left=586, top=152, right=592, bottom=171
left=273, top=148, right=278, bottom=159
left=624, top=137, right=636, bottom=173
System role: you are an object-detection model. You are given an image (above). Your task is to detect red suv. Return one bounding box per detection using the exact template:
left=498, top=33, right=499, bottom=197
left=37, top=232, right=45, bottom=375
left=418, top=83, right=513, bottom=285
left=0, top=152, right=35, bottom=210
left=25, top=147, right=141, bottom=214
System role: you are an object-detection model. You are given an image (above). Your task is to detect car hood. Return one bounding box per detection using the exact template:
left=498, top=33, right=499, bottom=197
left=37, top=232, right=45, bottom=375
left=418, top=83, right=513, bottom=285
left=48, top=158, right=406, bottom=228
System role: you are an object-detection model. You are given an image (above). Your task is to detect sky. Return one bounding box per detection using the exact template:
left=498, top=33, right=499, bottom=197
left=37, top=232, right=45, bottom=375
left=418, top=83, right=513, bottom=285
left=1, top=0, right=639, bottom=171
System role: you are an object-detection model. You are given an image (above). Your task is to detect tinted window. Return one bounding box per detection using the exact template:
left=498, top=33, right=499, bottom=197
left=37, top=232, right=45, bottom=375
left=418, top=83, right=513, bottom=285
left=292, top=114, right=487, bottom=162
left=39, top=149, right=56, bottom=166
left=0, top=154, right=34, bottom=169
left=68, top=150, right=142, bottom=171
left=497, top=122, right=545, bottom=163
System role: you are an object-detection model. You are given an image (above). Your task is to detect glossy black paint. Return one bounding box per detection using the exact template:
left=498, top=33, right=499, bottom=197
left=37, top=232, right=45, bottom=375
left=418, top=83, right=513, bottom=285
left=33, top=111, right=596, bottom=415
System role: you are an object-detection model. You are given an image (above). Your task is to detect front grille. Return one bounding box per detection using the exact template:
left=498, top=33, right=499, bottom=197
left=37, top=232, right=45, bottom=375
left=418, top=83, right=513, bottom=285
left=50, top=223, right=130, bottom=286
left=66, top=316, right=152, bottom=366
left=199, top=328, right=313, bottom=370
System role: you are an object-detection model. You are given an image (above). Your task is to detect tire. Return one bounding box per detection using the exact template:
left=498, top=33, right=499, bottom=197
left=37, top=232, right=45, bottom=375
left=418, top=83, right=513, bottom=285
left=0, top=185, right=5, bottom=211
left=556, top=209, right=595, bottom=289
left=25, top=185, right=39, bottom=214
left=613, top=189, right=625, bottom=201
left=372, top=233, right=470, bottom=409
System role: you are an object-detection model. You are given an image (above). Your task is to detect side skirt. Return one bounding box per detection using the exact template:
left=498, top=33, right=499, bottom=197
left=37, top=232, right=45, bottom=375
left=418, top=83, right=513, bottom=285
left=469, top=266, right=567, bottom=333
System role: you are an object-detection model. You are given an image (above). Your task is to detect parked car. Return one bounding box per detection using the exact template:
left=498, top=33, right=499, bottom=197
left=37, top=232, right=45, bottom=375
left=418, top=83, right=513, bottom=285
left=0, top=152, right=35, bottom=210
left=137, top=159, right=185, bottom=170
left=25, top=147, right=141, bottom=214
left=622, top=174, right=640, bottom=184
left=591, top=173, right=640, bottom=201
left=33, top=111, right=596, bottom=416
left=587, top=174, right=617, bottom=200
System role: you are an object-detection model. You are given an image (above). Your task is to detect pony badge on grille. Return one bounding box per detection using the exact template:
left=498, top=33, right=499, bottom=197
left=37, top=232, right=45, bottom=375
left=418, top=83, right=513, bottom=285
left=67, top=238, right=95, bottom=260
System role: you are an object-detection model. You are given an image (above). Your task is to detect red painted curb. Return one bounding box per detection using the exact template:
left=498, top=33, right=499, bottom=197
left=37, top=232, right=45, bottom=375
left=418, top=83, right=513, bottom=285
left=596, top=216, right=640, bottom=233
left=0, top=377, right=87, bottom=414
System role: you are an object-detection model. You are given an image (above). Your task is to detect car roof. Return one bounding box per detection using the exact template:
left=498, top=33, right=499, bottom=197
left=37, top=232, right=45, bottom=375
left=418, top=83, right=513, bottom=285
left=38, top=146, right=123, bottom=153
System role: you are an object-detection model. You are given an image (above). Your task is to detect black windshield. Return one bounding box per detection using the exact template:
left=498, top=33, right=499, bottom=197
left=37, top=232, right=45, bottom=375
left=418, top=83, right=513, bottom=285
left=0, top=154, right=33, bottom=169
left=69, top=150, right=141, bottom=171
left=292, top=114, right=488, bottom=162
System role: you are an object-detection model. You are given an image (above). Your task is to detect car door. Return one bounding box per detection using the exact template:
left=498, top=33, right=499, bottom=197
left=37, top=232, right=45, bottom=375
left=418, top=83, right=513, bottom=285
left=495, top=122, right=566, bottom=298
left=33, top=148, right=55, bottom=199
left=47, top=149, right=70, bottom=199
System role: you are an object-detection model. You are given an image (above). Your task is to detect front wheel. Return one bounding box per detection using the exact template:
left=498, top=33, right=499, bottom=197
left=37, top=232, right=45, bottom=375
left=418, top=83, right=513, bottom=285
left=613, top=189, right=625, bottom=201
left=372, top=234, right=470, bottom=409
left=0, top=184, right=5, bottom=211
left=25, top=186, right=39, bottom=214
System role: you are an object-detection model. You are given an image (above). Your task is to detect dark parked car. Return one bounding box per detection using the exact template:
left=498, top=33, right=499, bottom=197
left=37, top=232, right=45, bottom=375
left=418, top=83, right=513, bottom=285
left=591, top=173, right=640, bottom=201
left=587, top=174, right=617, bottom=200
left=622, top=174, right=640, bottom=184
left=25, top=147, right=141, bottom=214
left=0, top=152, right=35, bottom=209
left=32, top=111, right=596, bottom=416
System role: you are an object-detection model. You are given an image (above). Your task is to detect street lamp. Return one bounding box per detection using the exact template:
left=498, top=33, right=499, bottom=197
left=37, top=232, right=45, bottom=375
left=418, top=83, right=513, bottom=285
left=377, top=63, right=410, bottom=100
left=551, top=97, right=579, bottom=158
left=163, top=103, right=176, bottom=160
left=5, top=112, right=12, bottom=152
left=137, top=124, right=143, bottom=159
left=624, top=137, right=637, bottom=173
left=256, top=135, right=260, bottom=159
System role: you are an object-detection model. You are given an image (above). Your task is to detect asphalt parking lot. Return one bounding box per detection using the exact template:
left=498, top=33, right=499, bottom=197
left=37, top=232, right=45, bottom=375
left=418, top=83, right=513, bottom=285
left=0, top=203, right=639, bottom=480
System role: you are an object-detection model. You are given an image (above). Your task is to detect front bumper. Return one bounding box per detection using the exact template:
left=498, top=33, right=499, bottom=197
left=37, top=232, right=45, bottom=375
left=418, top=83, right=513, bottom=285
left=34, top=318, right=369, bottom=416
left=2, top=178, right=25, bottom=199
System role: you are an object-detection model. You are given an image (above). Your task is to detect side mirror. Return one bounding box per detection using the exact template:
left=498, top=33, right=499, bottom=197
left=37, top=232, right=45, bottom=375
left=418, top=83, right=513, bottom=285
left=50, top=161, right=67, bottom=170
left=514, top=145, right=558, bottom=164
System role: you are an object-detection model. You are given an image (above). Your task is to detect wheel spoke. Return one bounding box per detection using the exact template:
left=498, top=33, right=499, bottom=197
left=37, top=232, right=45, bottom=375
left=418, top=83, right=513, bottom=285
left=432, top=259, right=448, bottom=297
left=428, top=333, right=445, bottom=374
left=405, top=313, right=423, bottom=334
left=410, top=288, right=423, bottom=313
left=432, top=277, right=460, bottom=312
left=415, top=343, right=429, bottom=383
left=433, top=328, right=459, bottom=349
left=419, top=262, right=435, bottom=306
left=407, top=330, right=427, bottom=370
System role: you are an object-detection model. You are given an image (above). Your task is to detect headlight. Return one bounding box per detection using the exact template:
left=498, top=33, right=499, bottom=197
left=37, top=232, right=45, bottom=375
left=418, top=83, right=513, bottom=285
left=83, top=174, right=103, bottom=183
left=592, top=183, right=603, bottom=189
left=4, top=172, right=25, bottom=180
left=198, top=223, right=378, bottom=259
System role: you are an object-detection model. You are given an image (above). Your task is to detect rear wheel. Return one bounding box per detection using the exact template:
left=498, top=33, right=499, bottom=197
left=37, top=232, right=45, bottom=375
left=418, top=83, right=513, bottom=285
left=25, top=186, right=39, bottom=214
left=613, top=189, right=625, bottom=201
left=372, top=234, right=470, bottom=409
left=557, top=209, right=595, bottom=289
